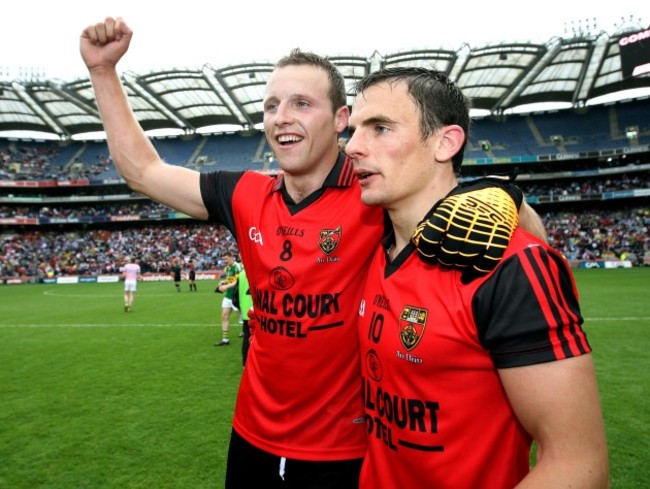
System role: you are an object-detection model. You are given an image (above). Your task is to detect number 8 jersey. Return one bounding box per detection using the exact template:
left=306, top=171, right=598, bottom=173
left=201, top=154, right=385, bottom=460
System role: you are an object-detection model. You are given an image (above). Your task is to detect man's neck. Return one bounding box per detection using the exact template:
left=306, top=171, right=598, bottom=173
left=283, top=153, right=339, bottom=204
left=285, top=182, right=320, bottom=204
left=388, top=175, right=458, bottom=257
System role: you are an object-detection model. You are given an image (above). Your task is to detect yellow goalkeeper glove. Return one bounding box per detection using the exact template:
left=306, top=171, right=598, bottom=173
left=411, top=177, right=523, bottom=278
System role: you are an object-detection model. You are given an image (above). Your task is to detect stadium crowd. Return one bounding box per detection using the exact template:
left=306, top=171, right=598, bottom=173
left=1, top=223, right=238, bottom=279
left=543, top=206, right=649, bottom=264
left=518, top=172, right=649, bottom=196
left=1, top=201, right=173, bottom=219
left=2, top=172, right=648, bottom=220
left=1, top=205, right=648, bottom=279
left=3, top=139, right=648, bottom=182
left=2, top=142, right=649, bottom=279
left=1, top=144, right=113, bottom=181
left=0, top=145, right=59, bottom=181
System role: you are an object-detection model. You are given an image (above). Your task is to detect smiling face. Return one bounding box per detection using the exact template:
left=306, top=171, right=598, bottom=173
left=263, top=65, right=348, bottom=177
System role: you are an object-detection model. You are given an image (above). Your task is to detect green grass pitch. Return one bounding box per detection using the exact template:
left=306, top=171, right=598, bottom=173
left=0, top=268, right=648, bottom=488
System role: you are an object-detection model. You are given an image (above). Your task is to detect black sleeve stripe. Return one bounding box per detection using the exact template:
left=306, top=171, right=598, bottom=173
left=543, top=248, right=590, bottom=356
left=473, top=244, right=590, bottom=368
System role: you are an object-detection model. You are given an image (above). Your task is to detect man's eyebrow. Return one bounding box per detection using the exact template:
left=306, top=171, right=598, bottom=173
left=265, top=92, right=314, bottom=103
left=287, top=92, right=314, bottom=101
left=350, top=115, right=394, bottom=130
left=365, top=115, right=393, bottom=124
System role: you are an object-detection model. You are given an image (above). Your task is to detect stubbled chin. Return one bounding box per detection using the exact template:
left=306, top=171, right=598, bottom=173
left=360, top=190, right=381, bottom=207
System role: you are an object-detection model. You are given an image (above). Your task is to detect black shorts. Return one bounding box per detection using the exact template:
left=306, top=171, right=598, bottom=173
left=225, top=428, right=362, bottom=489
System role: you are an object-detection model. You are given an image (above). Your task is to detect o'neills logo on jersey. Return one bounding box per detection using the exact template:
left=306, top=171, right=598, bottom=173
left=318, top=226, right=341, bottom=255
left=399, top=306, right=427, bottom=351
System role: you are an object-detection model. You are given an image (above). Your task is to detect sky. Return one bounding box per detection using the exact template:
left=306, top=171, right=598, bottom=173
left=0, top=0, right=647, bottom=82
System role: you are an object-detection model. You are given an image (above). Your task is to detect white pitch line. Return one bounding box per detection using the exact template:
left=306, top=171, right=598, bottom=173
left=0, top=323, right=217, bottom=328
left=584, top=317, right=650, bottom=321
left=42, top=291, right=179, bottom=298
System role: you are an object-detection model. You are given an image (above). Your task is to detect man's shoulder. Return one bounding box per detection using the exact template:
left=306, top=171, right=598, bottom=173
left=229, top=170, right=280, bottom=199
left=238, top=170, right=277, bottom=185
left=504, top=228, right=547, bottom=253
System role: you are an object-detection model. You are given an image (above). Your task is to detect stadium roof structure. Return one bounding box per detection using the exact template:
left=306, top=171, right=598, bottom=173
left=0, top=26, right=649, bottom=140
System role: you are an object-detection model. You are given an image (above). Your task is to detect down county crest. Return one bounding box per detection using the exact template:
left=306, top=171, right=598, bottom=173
left=318, top=225, right=341, bottom=255
left=399, top=305, right=427, bottom=351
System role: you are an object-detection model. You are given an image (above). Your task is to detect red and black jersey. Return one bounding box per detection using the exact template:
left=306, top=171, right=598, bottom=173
left=200, top=154, right=385, bottom=460
left=357, top=228, right=590, bottom=488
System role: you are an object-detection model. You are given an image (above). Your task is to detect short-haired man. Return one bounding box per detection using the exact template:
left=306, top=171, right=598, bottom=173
left=346, top=67, right=609, bottom=488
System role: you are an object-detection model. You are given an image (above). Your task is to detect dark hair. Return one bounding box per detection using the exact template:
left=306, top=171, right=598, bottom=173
left=354, top=67, right=471, bottom=171
left=275, top=48, right=347, bottom=114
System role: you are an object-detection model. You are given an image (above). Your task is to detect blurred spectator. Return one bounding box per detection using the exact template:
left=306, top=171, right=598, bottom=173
left=1, top=223, right=238, bottom=278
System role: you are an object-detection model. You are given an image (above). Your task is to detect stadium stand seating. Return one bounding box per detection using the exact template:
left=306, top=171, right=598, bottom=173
left=195, top=133, right=267, bottom=171
left=1, top=99, right=649, bottom=280
left=151, top=137, right=202, bottom=167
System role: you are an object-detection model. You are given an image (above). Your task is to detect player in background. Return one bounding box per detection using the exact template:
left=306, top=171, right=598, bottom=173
left=188, top=261, right=197, bottom=291
left=236, top=264, right=254, bottom=366
left=122, top=256, right=141, bottom=312
left=171, top=260, right=182, bottom=292
left=214, top=251, right=241, bottom=346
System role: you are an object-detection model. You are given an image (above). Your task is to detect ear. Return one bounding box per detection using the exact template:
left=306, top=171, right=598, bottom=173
left=434, top=125, right=465, bottom=162
left=334, top=105, right=350, bottom=133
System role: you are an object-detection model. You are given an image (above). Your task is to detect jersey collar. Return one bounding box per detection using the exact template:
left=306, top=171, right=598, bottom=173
left=271, top=152, right=356, bottom=194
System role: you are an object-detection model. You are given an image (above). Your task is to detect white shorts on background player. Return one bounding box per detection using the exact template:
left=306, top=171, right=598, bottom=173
left=222, top=297, right=238, bottom=311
